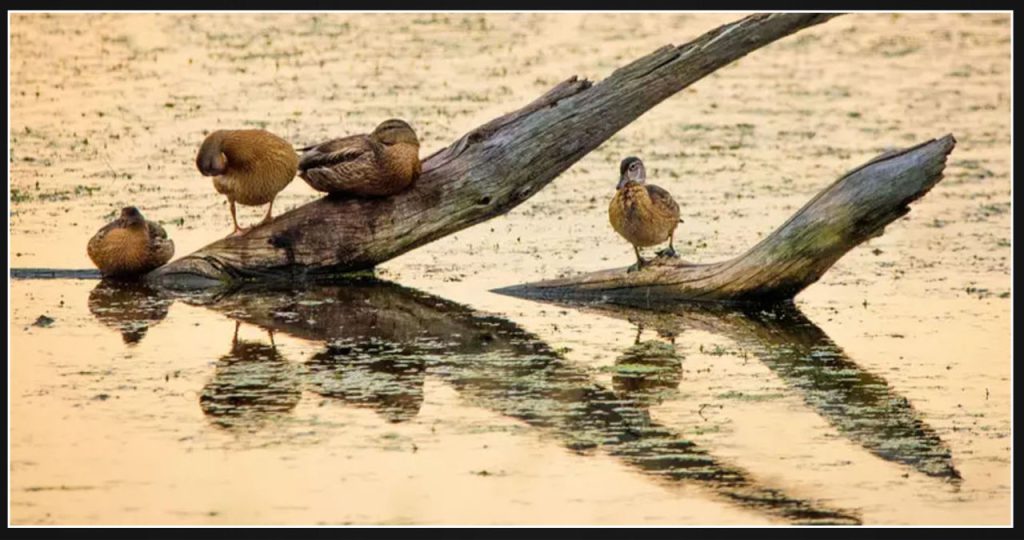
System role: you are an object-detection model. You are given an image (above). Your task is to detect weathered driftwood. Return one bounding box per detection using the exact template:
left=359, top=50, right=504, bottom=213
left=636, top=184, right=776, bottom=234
left=145, top=13, right=840, bottom=290
left=497, top=135, right=956, bottom=305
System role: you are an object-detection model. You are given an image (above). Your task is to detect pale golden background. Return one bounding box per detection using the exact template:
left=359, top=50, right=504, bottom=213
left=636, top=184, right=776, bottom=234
left=9, top=13, right=1011, bottom=525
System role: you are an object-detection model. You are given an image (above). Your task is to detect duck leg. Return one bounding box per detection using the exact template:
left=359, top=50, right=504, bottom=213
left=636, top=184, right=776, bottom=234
left=627, top=245, right=646, bottom=273
left=656, top=233, right=679, bottom=259
left=257, top=199, right=275, bottom=227
left=227, top=200, right=249, bottom=237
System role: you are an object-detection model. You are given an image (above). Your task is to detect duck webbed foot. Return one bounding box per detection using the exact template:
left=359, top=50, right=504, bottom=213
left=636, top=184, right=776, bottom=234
left=627, top=257, right=648, bottom=273
left=227, top=226, right=251, bottom=238
left=656, top=245, right=679, bottom=259
left=628, top=246, right=648, bottom=273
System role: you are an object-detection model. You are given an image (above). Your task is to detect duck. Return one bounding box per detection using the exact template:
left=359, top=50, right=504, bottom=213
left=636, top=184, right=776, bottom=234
left=297, top=118, right=421, bottom=197
left=87, top=206, right=175, bottom=278
left=608, top=156, right=682, bottom=272
left=195, top=129, right=299, bottom=237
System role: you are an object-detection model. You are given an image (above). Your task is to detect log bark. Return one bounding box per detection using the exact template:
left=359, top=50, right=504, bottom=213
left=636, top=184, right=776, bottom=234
left=496, top=135, right=956, bottom=305
left=145, top=13, right=840, bottom=290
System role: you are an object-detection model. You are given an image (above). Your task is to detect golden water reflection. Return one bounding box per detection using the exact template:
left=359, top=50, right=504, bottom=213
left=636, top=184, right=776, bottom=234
left=74, top=274, right=967, bottom=524
left=87, top=280, right=172, bottom=346
left=167, top=277, right=966, bottom=525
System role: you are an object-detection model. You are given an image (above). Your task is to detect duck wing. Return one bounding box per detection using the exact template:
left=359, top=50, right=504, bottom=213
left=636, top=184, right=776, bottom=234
left=87, top=219, right=121, bottom=256
left=145, top=220, right=175, bottom=266
left=146, top=220, right=169, bottom=240
left=645, top=184, right=681, bottom=219
left=298, top=134, right=390, bottom=195
left=298, top=134, right=378, bottom=172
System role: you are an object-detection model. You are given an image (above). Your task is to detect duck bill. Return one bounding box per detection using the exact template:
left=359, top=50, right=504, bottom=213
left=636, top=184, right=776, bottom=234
left=616, top=174, right=629, bottom=190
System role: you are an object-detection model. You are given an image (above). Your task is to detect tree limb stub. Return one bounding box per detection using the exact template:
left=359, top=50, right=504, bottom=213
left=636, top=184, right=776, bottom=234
left=495, top=135, right=956, bottom=306
left=146, top=13, right=840, bottom=290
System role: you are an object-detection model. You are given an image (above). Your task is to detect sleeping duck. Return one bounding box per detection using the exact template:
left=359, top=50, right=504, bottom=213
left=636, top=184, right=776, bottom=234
left=196, top=129, right=299, bottom=237
left=87, top=206, right=174, bottom=278
left=608, top=156, right=682, bottom=272
left=297, top=118, right=421, bottom=197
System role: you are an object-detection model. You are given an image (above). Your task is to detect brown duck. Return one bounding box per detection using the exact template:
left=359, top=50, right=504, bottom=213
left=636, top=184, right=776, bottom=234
left=297, top=118, right=421, bottom=197
left=608, top=156, right=682, bottom=272
left=87, top=206, right=175, bottom=278
left=196, top=129, right=299, bottom=237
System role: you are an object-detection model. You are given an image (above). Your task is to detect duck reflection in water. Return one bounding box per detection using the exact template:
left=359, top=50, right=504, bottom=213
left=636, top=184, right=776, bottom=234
left=188, top=279, right=863, bottom=525
left=554, top=300, right=963, bottom=481
left=88, top=280, right=172, bottom=345
left=200, top=321, right=300, bottom=432
left=306, top=341, right=426, bottom=423
left=611, top=335, right=683, bottom=408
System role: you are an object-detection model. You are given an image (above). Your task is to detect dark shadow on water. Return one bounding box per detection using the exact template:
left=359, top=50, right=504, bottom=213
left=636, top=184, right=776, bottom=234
left=88, top=280, right=173, bottom=345
left=174, top=278, right=862, bottom=525
left=555, top=300, right=962, bottom=481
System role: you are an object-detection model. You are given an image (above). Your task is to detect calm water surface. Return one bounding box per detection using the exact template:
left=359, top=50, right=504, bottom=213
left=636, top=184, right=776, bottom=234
left=9, top=13, right=1010, bottom=525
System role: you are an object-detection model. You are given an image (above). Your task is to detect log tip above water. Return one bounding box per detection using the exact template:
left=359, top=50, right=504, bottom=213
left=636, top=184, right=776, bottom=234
left=495, top=134, right=957, bottom=306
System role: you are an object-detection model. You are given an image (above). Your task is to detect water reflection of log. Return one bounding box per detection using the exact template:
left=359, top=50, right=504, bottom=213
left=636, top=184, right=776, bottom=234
left=552, top=301, right=961, bottom=480
left=199, top=322, right=301, bottom=432
left=188, top=279, right=860, bottom=525
left=87, top=280, right=172, bottom=345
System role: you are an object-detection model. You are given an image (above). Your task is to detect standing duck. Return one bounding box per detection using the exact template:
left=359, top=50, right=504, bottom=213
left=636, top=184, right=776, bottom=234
left=297, top=118, right=421, bottom=197
left=87, top=206, right=175, bottom=278
left=195, top=129, right=299, bottom=237
left=608, top=156, right=682, bottom=272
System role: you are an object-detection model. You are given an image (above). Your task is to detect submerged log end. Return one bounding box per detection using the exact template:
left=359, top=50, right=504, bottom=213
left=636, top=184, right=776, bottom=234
left=145, top=255, right=234, bottom=291
left=496, top=134, right=956, bottom=306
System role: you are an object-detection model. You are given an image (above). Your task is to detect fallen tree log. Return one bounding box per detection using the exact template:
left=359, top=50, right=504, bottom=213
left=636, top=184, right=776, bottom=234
left=496, top=135, right=956, bottom=305
left=145, top=13, right=840, bottom=290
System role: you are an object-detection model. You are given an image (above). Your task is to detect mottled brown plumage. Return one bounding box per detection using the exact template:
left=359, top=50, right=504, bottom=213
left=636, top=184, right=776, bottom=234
left=87, top=207, right=174, bottom=278
left=196, top=129, right=299, bottom=236
left=298, top=118, right=421, bottom=197
left=608, top=157, right=681, bottom=271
